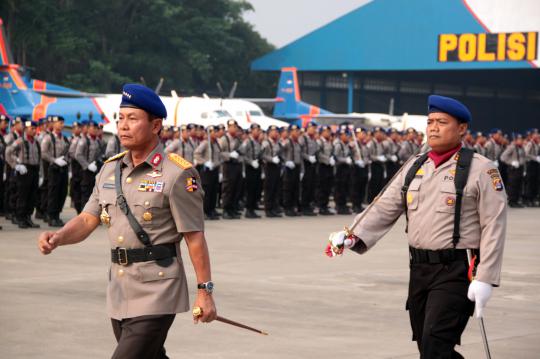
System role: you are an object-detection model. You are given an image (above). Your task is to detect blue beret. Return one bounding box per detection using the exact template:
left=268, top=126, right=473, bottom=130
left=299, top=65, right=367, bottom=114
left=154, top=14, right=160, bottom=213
left=120, top=84, right=167, bottom=119
left=24, top=120, right=38, bottom=128
left=267, top=125, right=279, bottom=132
left=489, top=128, right=502, bottom=135
left=0, top=114, right=10, bottom=122
left=428, top=95, right=471, bottom=123
left=307, top=121, right=318, bottom=128
left=319, top=125, right=331, bottom=133
left=250, top=123, right=261, bottom=130
left=88, top=120, right=98, bottom=127
left=13, top=116, right=26, bottom=124
left=288, top=124, right=299, bottom=131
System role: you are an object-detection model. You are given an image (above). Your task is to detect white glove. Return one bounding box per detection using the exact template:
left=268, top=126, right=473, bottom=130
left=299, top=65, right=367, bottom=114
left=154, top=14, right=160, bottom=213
left=326, top=231, right=357, bottom=257
left=229, top=151, right=239, bottom=160
left=218, top=173, right=223, bottom=183
left=493, top=160, right=499, bottom=167
left=272, top=156, right=280, bottom=164
left=250, top=160, right=259, bottom=169
left=87, top=161, right=98, bottom=173
left=204, top=161, right=214, bottom=170
left=309, top=155, right=317, bottom=164
left=285, top=160, right=295, bottom=169
left=511, top=160, right=519, bottom=168
left=377, top=155, right=387, bottom=162
left=15, top=164, right=27, bottom=175
left=391, top=155, right=398, bottom=162
left=300, top=172, right=304, bottom=181
left=39, top=177, right=44, bottom=187
left=467, top=280, right=493, bottom=318
left=355, top=159, right=365, bottom=168
left=261, top=171, right=265, bottom=180
left=536, top=156, right=540, bottom=163
left=54, top=156, right=68, bottom=167
left=329, top=157, right=336, bottom=166
left=345, top=157, right=352, bottom=165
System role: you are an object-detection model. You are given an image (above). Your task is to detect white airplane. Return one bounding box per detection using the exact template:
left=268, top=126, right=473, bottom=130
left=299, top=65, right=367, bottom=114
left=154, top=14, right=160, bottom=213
left=96, top=93, right=289, bottom=135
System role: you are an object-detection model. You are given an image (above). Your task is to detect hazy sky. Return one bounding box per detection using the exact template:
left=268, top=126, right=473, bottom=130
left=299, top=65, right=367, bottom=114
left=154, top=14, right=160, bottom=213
left=243, top=0, right=372, bottom=48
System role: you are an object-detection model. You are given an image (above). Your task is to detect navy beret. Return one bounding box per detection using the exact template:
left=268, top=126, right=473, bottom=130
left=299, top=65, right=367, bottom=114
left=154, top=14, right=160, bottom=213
left=216, top=124, right=225, bottom=131
left=489, top=128, right=502, bottom=135
left=288, top=124, right=299, bottom=131
left=319, top=125, right=331, bottom=133
left=120, top=84, right=167, bottom=119
left=307, top=121, right=318, bottom=128
left=250, top=123, right=261, bottom=130
left=52, top=116, right=65, bottom=122
left=24, top=120, right=38, bottom=128
left=227, top=119, right=238, bottom=127
left=13, top=116, right=26, bottom=124
left=428, top=95, right=471, bottom=123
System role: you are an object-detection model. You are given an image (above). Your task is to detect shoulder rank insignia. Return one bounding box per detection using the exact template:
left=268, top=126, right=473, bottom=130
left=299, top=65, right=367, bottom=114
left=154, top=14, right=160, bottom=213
left=168, top=153, right=192, bottom=169
left=104, top=150, right=128, bottom=163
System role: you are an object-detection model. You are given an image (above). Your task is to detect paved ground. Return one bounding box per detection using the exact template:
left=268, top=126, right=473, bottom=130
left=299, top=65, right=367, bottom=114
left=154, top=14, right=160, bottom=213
left=0, top=207, right=539, bottom=358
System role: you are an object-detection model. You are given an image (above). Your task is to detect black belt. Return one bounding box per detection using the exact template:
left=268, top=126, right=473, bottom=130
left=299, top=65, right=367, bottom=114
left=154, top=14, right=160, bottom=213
left=409, top=246, right=479, bottom=265
left=111, top=243, right=177, bottom=266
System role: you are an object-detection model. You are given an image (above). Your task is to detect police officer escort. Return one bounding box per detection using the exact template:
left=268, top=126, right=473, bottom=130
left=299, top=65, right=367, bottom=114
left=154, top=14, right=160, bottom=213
left=219, top=119, right=244, bottom=219
left=281, top=124, right=303, bottom=216
left=38, top=84, right=216, bottom=359
left=261, top=125, right=282, bottom=217
left=194, top=125, right=222, bottom=220
left=299, top=122, right=319, bottom=216
left=240, top=123, right=263, bottom=218
left=41, top=116, right=70, bottom=227
left=316, top=125, right=336, bottom=215
left=4, top=116, right=24, bottom=223
left=75, top=120, right=104, bottom=207
left=6, top=120, right=41, bottom=228
left=326, top=95, right=507, bottom=358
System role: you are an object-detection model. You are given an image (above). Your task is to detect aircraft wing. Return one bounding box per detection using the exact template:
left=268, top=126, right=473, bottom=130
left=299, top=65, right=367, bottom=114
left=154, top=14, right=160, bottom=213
left=34, top=89, right=108, bottom=98
left=234, top=97, right=284, bottom=104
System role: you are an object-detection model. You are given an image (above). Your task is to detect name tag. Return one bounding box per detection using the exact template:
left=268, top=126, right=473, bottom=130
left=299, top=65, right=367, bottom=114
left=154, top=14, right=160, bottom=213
left=102, top=183, right=115, bottom=189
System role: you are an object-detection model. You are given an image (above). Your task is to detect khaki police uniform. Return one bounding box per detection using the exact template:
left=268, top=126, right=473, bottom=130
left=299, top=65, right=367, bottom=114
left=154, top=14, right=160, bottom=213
left=299, top=134, right=319, bottom=214
left=83, top=143, right=204, bottom=320
left=194, top=139, right=222, bottom=218
left=316, top=137, right=335, bottom=214
left=348, top=150, right=507, bottom=356
left=240, top=135, right=262, bottom=215
left=41, top=131, right=70, bottom=222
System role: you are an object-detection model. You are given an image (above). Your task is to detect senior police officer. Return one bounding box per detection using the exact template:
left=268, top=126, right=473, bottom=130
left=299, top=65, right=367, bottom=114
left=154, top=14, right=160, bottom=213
left=38, top=84, right=216, bottom=359
left=327, top=95, right=506, bottom=358
left=41, top=116, right=70, bottom=227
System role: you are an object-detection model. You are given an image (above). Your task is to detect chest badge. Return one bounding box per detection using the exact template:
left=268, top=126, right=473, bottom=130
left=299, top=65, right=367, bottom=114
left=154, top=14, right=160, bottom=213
left=146, top=170, right=163, bottom=178
left=142, top=211, right=153, bottom=221
left=100, top=207, right=111, bottom=227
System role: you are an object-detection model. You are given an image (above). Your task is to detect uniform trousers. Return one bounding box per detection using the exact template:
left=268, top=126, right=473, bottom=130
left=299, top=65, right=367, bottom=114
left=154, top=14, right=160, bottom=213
left=282, top=166, right=300, bottom=210
left=316, top=164, right=334, bottom=210
left=221, top=162, right=242, bottom=214
left=367, top=162, right=385, bottom=203
left=38, top=161, right=49, bottom=214
left=16, top=165, right=40, bottom=219
left=111, top=314, right=175, bottom=359
left=300, top=161, right=316, bottom=211
left=350, top=165, right=368, bottom=211
left=0, top=159, right=4, bottom=214
left=334, top=164, right=351, bottom=208
left=263, top=163, right=280, bottom=212
left=45, top=164, right=69, bottom=218
left=525, top=161, right=539, bottom=203
left=70, top=161, right=83, bottom=213
left=81, top=169, right=97, bottom=209
left=245, top=165, right=262, bottom=211
left=407, top=260, right=474, bottom=359
left=200, top=166, right=219, bottom=216
left=385, top=161, right=400, bottom=184
left=4, top=165, right=17, bottom=215
left=506, top=166, right=523, bottom=204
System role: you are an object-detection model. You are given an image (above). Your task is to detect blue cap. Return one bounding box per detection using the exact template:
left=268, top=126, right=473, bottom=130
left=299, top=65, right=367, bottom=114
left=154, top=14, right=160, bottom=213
left=307, top=121, right=318, bottom=128
left=120, top=84, right=167, bottom=119
left=319, top=125, right=331, bottom=133
left=24, top=120, right=38, bottom=128
left=88, top=120, right=98, bottom=127
left=288, top=124, right=300, bottom=131
left=0, top=114, right=10, bottom=122
left=428, top=95, right=471, bottom=123
left=489, top=128, right=502, bottom=135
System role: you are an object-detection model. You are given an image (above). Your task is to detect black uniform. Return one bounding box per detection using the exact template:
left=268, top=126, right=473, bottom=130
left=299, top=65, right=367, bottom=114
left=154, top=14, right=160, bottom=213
left=0, top=131, right=6, bottom=216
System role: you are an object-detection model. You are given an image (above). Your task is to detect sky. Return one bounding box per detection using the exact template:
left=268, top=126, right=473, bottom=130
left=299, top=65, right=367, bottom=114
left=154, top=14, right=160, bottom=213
left=243, top=0, right=372, bottom=48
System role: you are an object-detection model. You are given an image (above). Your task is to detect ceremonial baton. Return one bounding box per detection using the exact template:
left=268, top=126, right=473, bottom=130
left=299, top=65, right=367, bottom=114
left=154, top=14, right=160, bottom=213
left=192, top=307, right=268, bottom=336
left=344, top=155, right=416, bottom=236
left=467, top=250, right=492, bottom=359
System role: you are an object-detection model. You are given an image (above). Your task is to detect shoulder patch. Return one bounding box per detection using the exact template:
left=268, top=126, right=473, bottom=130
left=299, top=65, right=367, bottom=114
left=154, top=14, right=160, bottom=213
left=104, top=150, right=128, bottom=163
left=168, top=153, right=192, bottom=169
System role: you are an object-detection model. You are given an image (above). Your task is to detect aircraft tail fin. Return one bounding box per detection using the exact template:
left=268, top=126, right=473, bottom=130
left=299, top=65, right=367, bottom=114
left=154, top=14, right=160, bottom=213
left=273, top=67, right=301, bottom=118
left=0, top=18, right=14, bottom=66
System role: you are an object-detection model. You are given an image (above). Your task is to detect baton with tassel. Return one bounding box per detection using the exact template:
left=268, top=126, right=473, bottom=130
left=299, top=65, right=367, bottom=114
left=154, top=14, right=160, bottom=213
left=192, top=307, right=268, bottom=336
left=467, top=249, right=492, bottom=359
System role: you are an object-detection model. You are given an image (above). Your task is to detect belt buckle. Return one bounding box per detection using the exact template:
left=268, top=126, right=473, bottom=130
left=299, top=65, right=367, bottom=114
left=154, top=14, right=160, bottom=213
left=117, top=248, right=128, bottom=266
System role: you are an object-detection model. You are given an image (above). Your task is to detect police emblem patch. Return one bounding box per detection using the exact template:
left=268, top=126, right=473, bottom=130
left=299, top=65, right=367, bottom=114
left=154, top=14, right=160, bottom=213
left=185, top=177, right=198, bottom=192
left=138, top=180, right=164, bottom=192
left=492, top=178, right=504, bottom=192
left=446, top=196, right=456, bottom=206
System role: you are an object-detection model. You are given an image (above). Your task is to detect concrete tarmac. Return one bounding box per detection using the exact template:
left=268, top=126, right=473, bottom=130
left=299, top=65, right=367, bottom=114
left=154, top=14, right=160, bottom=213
left=1, top=207, right=539, bottom=358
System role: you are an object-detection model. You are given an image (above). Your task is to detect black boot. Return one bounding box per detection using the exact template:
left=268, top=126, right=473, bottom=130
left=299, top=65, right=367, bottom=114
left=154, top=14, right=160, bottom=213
left=284, top=209, right=298, bottom=217
left=245, top=210, right=260, bottom=219
left=18, top=217, right=29, bottom=229
left=25, top=216, right=40, bottom=228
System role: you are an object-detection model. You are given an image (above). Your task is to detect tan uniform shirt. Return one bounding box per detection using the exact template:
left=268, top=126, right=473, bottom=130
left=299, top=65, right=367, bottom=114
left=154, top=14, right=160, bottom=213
left=282, top=138, right=303, bottom=166
left=82, top=143, right=205, bottom=319
left=41, top=132, right=69, bottom=164
left=6, top=135, right=41, bottom=167
left=75, top=135, right=103, bottom=169
left=524, top=141, right=539, bottom=162
left=398, top=140, right=419, bottom=163
left=219, top=133, right=243, bottom=163
left=501, top=144, right=526, bottom=167
left=484, top=139, right=502, bottom=161
left=350, top=152, right=507, bottom=286
left=316, top=137, right=334, bottom=165
left=165, top=139, right=196, bottom=164
left=240, top=136, right=262, bottom=163
left=105, top=135, right=125, bottom=159
left=261, top=138, right=281, bottom=164
left=333, top=140, right=352, bottom=165
left=193, top=140, right=222, bottom=166
left=299, top=135, right=319, bottom=161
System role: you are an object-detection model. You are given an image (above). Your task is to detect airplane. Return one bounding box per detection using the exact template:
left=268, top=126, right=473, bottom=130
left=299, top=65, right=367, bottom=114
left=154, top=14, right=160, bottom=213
left=272, top=67, right=427, bottom=133
left=0, top=18, right=288, bottom=134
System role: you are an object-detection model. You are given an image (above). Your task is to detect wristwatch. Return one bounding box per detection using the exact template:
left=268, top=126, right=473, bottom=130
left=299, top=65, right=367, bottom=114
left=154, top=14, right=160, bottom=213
left=197, top=281, right=214, bottom=294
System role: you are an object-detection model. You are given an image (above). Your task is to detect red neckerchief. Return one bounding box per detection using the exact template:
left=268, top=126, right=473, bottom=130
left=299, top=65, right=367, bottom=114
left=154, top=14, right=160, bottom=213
left=428, top=144, right=462, bottom=168
left=89, top=134, right=97, bottom=140
left=26, top=134, right=35, bottom=143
